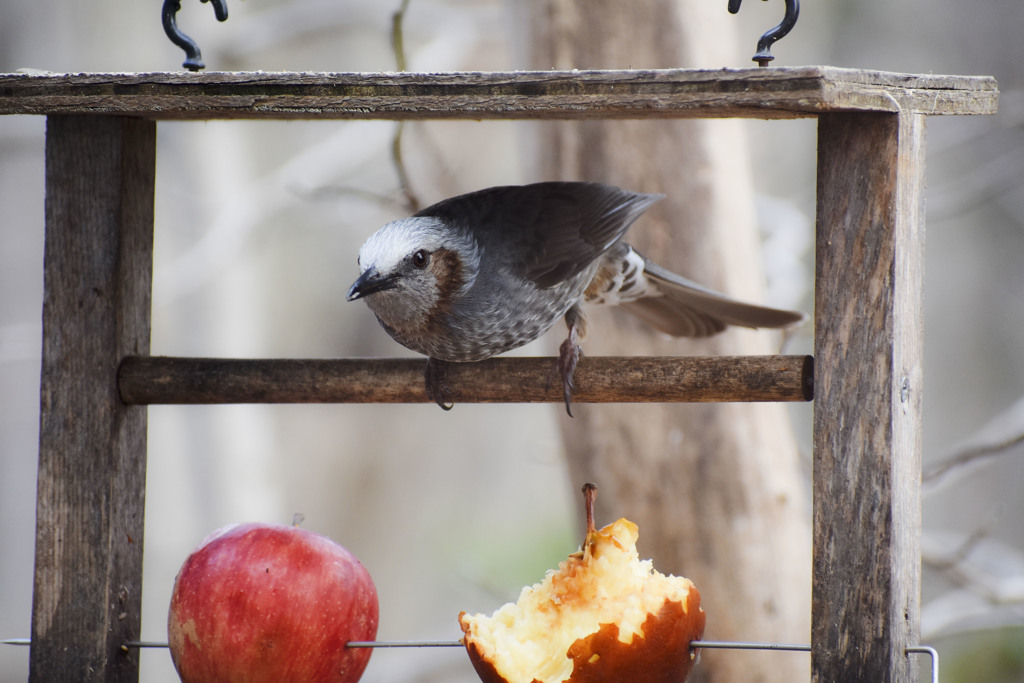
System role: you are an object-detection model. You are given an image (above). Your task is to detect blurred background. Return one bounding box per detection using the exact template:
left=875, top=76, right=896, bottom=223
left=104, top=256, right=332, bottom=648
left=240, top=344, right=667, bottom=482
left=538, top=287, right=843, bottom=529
left=1, top=0, right=1022, bottom=681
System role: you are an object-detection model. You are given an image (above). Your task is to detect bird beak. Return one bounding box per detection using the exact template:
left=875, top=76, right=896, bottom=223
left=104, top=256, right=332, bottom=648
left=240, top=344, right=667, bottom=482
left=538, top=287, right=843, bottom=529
left=347, top=268, right=398, bottom=301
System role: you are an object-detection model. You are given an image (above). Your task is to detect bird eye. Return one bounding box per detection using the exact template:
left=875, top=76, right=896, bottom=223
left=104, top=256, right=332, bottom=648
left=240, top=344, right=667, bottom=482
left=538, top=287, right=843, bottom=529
left=412, top=250, right=431, bottom=269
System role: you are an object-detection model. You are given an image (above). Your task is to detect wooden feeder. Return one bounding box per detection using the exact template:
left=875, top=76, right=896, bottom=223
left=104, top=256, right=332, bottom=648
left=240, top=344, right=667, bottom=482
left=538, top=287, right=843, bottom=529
left=0, top=66, right=998, bottom=682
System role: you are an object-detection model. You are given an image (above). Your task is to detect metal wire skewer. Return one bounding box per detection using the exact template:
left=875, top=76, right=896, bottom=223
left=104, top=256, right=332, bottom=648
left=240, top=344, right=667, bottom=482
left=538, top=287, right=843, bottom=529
left=123, top=641, right=173, bottom=649
left=907, top=646, right=940, bottom=683
left=346, top=640, right=461, bottom=648
left=691, top=640, right=808, bottom=651
left=3, top=637, right=939, bottom=683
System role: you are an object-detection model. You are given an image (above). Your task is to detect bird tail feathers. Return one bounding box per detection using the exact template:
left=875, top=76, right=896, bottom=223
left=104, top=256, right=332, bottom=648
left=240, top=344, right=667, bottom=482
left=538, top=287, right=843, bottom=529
left=620, top=257, right=807, bottom=338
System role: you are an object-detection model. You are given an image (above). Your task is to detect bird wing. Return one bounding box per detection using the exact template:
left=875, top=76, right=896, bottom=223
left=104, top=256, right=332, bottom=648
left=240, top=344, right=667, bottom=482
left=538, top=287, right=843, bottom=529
left=620, top=256, right=807, bottom=338
left=416, top=182, right=663, bottom=289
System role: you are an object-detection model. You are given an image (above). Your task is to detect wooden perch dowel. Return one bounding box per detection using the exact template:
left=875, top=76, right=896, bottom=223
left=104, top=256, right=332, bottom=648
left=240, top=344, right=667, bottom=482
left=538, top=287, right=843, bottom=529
left=118, top=355, right=813, bottom=405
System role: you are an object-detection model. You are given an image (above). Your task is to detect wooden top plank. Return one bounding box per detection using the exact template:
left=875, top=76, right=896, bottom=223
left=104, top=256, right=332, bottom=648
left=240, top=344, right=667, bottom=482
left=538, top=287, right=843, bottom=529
left=0, top=66, right=997, bottom=120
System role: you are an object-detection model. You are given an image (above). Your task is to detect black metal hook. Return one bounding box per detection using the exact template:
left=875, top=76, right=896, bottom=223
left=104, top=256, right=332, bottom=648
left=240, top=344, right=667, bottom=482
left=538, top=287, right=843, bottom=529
left=728, top=0, right=800, bottom=67
left=162, top=0, right=229, bottom=72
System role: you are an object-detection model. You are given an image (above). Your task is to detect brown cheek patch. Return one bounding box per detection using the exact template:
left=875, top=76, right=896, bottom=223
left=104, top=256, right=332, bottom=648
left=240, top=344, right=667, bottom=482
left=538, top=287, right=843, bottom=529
left=422, top=247, right=464, bottom=335
left=429, top=248, right=463, bottom=306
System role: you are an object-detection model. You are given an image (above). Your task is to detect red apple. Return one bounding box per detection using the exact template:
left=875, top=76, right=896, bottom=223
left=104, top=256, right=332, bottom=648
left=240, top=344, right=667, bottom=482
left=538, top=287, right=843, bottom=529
left=167, top=522, right=378, bottom=683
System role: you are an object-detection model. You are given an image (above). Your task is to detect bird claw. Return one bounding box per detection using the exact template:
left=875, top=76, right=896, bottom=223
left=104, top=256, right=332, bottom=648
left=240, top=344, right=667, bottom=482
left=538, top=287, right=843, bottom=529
left=557, top=338, right=581, bottom=417
left=424, top=358, right=454, bottom=410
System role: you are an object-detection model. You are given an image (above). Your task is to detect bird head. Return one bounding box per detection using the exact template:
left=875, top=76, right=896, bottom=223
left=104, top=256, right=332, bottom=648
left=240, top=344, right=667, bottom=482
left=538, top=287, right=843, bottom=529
left=347, top=216, right=479, bottom=328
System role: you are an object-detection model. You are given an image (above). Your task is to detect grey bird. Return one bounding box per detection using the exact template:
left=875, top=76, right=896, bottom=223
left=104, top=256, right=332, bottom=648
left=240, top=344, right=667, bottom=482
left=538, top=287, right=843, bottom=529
left=346, top=181, right=805, bottom=414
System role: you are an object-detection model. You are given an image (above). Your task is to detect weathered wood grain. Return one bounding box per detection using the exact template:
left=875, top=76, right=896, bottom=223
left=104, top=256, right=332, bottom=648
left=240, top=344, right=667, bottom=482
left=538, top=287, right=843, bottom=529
left=0, top=67, right=997, bottom=120
left=117, top=355, right=813, bottom=405
left=31, top=116, right=154, bottom=683
left=812, top=111, right=926, bottom=683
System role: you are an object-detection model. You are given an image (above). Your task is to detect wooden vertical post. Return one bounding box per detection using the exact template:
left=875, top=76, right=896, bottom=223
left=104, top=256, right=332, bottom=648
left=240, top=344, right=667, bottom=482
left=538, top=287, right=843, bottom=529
left=812, top=112, right=926, bottom=682
left=31, top=116, right=155, bottom=683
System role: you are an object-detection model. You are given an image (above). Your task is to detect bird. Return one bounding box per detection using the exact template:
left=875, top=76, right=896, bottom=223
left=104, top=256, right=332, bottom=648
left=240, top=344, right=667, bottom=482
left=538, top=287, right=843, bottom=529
left=346, top=181, right=805, bottom=414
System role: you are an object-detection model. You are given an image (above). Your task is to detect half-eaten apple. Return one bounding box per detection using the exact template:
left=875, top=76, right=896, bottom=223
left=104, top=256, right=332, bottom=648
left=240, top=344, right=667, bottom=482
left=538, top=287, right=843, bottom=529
left=459, top=484, right=705, bottom=683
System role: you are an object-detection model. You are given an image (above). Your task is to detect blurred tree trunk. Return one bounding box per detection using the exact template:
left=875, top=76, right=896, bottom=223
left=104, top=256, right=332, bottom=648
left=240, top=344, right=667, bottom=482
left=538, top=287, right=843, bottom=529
left=514, top=2, right=812, bottom=681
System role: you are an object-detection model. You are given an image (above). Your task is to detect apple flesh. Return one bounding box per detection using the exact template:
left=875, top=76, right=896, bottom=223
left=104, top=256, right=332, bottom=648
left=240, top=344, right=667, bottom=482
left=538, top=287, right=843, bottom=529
left=167, top=522, right=378, bottom=683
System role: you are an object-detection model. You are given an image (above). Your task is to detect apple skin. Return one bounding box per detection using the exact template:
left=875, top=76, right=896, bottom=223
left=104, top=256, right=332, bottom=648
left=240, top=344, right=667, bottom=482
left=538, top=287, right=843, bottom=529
left=167, top=522, right=378, bottom=683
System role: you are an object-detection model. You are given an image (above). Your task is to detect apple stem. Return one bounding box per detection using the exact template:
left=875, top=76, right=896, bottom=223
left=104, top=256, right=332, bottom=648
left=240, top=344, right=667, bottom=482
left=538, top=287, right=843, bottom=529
left=582, top=483, right=597, bottom=538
